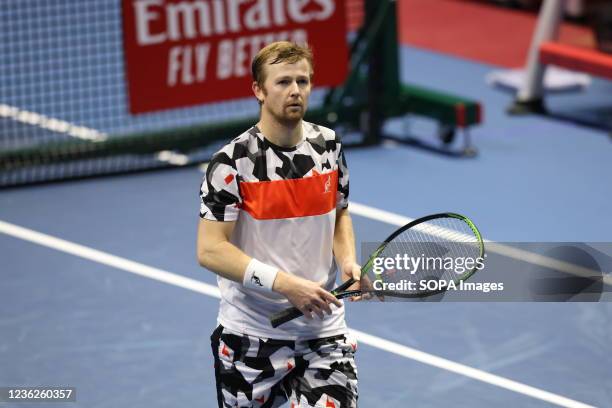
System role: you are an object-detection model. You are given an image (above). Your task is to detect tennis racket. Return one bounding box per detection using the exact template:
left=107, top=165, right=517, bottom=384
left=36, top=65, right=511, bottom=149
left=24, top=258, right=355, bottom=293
left=270, top=212, right=485, bottom=328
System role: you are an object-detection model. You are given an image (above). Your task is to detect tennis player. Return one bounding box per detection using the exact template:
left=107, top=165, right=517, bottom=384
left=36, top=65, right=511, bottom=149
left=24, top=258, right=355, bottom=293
left=198, top=41, right=363, bottom=408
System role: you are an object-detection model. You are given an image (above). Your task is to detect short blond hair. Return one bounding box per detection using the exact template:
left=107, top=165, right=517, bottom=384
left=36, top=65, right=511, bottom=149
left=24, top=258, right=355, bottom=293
left=251, top=41, right=314, bottom=87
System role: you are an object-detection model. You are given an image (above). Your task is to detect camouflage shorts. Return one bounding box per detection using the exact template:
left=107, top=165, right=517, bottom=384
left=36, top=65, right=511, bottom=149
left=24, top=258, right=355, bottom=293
left=211, top=325, right=359, bottom=408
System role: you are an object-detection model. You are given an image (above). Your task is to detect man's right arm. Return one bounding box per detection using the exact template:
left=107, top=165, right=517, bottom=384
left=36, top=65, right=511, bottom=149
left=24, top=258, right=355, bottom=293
left=197, top=219, right=341, bottom=319
left=197, top=218, right=250, bottom=282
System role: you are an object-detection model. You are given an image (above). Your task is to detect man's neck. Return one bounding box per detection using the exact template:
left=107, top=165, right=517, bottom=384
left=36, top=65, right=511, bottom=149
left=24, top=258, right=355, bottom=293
left=257, top=116, right=303, bottom=148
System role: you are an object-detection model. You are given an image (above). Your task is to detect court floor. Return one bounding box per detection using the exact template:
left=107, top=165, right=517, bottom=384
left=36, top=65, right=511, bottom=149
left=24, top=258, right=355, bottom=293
left=1, top=45, right=612, bottom=407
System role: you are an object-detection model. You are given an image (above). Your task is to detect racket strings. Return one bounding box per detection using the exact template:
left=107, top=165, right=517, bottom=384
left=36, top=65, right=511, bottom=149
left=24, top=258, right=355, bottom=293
left=374, top=217, right=482, bottom=294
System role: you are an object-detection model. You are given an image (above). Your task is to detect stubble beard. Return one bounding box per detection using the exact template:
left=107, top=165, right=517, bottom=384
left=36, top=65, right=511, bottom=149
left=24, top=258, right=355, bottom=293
left=268, top=104, right=305, bottom=127
left=259, top=85, right=308, bottom=127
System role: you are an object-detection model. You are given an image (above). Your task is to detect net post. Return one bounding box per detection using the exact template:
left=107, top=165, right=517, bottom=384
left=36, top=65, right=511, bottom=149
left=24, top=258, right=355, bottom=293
left=380, top=0, right=400, bottom=109
left=362, top=0, right=399, bottom=145
left=363, top=0, right=383, bottom=145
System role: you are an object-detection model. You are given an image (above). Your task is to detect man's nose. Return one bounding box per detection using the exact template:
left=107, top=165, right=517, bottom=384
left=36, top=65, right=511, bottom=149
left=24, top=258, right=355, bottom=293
left=289, top=81, right=300, bottom=95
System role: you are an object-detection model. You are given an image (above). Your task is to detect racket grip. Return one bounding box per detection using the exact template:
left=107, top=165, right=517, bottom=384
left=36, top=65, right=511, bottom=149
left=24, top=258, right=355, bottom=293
left=270, top=307, right=304, bottom=328
left=270, top=278, right=357, bottom=328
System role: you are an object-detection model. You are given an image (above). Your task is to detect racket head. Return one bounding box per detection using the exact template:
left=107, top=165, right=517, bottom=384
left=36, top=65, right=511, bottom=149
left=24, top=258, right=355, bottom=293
left=359, top=212, right=485, bottom=298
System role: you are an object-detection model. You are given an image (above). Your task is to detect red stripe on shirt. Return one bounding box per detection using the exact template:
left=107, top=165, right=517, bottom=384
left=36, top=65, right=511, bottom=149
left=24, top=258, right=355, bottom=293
left=239, top=171, right=338, bottom=220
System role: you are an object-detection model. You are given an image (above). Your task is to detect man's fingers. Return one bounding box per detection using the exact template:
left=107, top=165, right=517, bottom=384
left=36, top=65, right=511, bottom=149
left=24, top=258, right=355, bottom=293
left=348, top=278, right=364, bottom=302
left=310, top=298, right=330, bottom=317
left=321, top=290, right=342, bottom=308
left=348, top=280, right=360, bottom=291
left=320, top=299, right=333, bottom=315
left=310, top=300, right=326, bottom=319
left=361, top=281, right=374, bottom=300
left=350, top=266, right=361, bottom=288
left=367, top=278, right=385, bottom=301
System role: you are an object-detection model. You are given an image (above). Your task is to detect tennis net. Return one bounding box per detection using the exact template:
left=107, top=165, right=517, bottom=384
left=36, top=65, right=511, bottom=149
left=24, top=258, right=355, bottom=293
left=0, top=0, right=365, bottom=187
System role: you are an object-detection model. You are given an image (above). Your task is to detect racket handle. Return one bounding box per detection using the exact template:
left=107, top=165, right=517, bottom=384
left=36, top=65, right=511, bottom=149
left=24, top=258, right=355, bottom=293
left=269, top=278, right=357, bottom=328
left=334, top=277, right=356, bottom=293
left=270, top=307, right=304, bottom=328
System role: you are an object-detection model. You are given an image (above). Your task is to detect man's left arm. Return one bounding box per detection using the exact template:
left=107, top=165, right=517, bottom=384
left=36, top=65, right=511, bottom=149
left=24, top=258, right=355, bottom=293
left=333, top=208, right=368, bottom=301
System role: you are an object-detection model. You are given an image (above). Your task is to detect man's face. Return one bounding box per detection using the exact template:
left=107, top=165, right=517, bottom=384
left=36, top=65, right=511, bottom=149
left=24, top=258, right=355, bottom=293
left=253, top=59, right=312, bottom=125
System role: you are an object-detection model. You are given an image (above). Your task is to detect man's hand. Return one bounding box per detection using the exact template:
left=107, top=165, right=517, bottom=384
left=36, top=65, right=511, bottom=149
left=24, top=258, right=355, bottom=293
left=273, top=271, right=342, bottom=320
left=340, top=261, right=375, bottom=301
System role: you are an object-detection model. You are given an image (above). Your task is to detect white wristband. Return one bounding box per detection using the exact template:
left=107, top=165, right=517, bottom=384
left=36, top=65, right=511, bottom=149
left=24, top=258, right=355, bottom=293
left=243, top=258, right=279, bottom=293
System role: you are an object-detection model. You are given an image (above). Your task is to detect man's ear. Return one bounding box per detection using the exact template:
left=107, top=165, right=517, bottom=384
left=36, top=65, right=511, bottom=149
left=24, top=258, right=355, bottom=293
left=252, top=81, right=264, bottom=104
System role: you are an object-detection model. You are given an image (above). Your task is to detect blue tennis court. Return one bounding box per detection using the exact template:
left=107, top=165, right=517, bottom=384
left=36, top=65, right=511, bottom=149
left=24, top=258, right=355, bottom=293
left=2, top=0, right=612, bottom=406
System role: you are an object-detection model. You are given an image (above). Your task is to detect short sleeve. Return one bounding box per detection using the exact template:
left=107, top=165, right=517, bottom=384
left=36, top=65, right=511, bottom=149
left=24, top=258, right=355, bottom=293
left=199, top=151, right=241, bottom=221
left=336, top=144, right=349, bottom=209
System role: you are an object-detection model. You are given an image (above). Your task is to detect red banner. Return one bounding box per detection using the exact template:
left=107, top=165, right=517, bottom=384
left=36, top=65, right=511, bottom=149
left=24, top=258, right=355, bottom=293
left=122, top=0, right=349, bottom=114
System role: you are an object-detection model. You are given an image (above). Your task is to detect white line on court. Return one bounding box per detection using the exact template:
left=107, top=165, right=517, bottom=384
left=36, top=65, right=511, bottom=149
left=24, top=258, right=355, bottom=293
left=354, top=330, right=595, bottom=408
left=0, top=218, right=595, bottom=408
left=0, top=220, right=219, bottom=299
